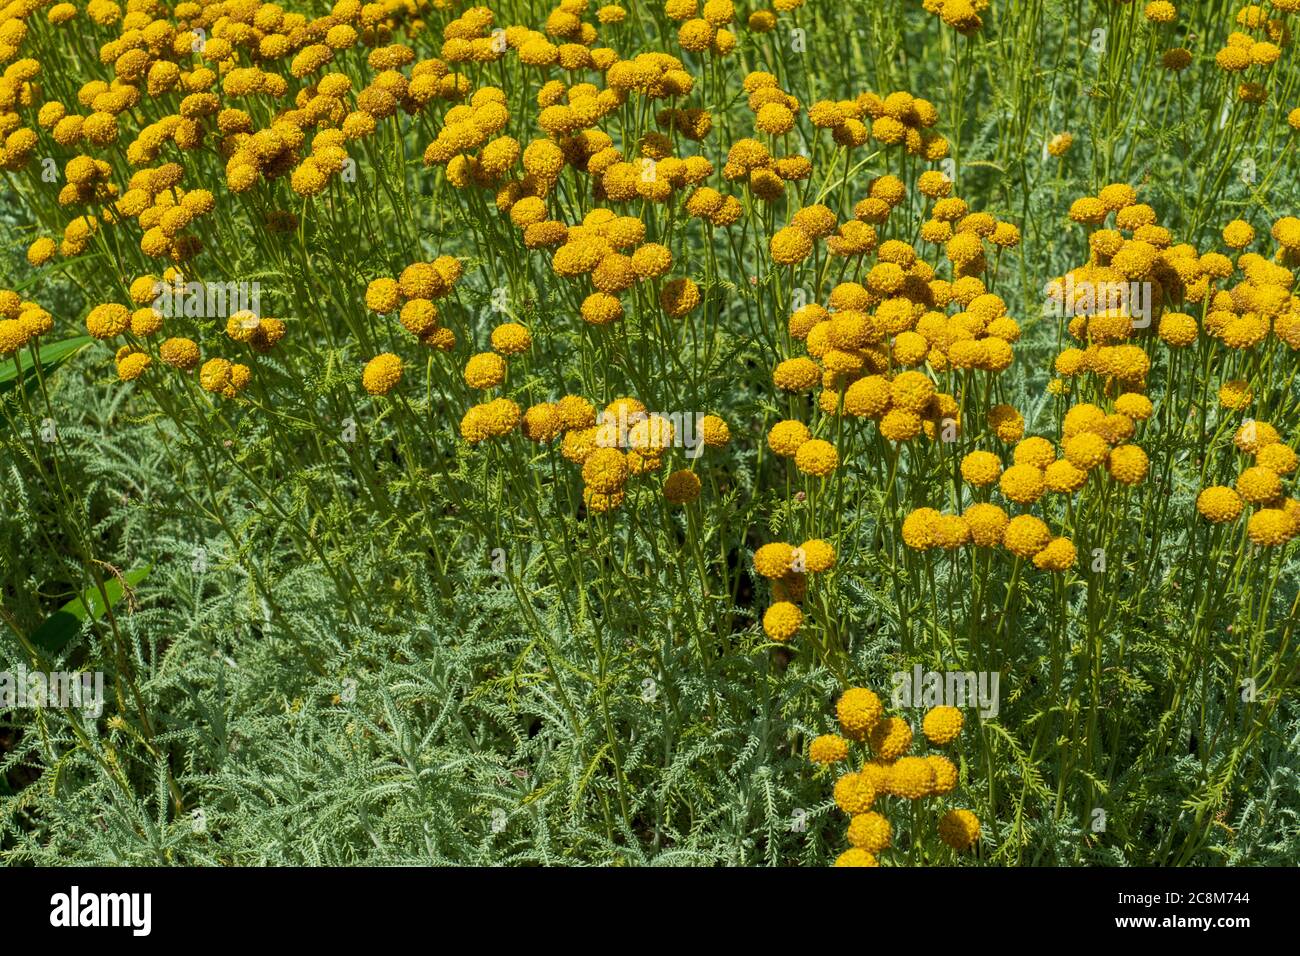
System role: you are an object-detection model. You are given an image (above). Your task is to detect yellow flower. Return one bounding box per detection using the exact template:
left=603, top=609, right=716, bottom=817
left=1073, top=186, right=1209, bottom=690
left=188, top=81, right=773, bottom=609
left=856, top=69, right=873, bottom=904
left=868, top=716, right=913, bottom=760
left=834, top=848, right=879, bottom=867
left=889, top=370, right=935, bottom=412
left=116, top=351, right=151, bottom=381
left=365, top=278, right=400, bottom=313
left=361, top=353, right=402, bottom=395
left=1003, top=514, right=1051, bottom=558
left=463, top=351, right=506, bottom=389
left=1064, top=432, right=1110, bottom=471
left=833, top=771, right=876, bottom=814
left=1107, top=445, right=1149, bottom=484
left=794, top=438, right=838, bottom=476
left=922, top=705, right=964, bottom=745
left=663, top=469, right=701, bottom=504
left=582, top=447, right=629, bottom=493
left=1247, top=509, right=1293, bottom=546
left=999, top=463, right=1046, bottom=504
left=754, top=542, right=795, bottom=579
left=1256, top=444, right=1298, bottom=476
left=768, top=419, right=811, bottom=456
left=1013, top=436, right=1056, bottom=469
left=1236, top=465, right=1281, bottom=504
left=809, top=734, right=849, bottom=765
left=927, top=755, right=959, bottom=794
left=843, top=375, right=892, bottom=418
left=701, top=414, right=731, bottom=446
left=879, top=408, right=922, bottom=442
left=1033, top=537, right=1077, bottom=571
left=770, top=225, right=812, bottom=265
left=773, top=356, right=820, bottom=391
left=987, top=404, right=1024, bottom=442
left=1158, top=311, right=1198, bottom=347
left=1114, top=393, right=1153, bottom=421
left=847, top=812, right=891, bottom=852
left=836, top=688, right=883, bottom=739
left=902, top=507, right=941, bottom=550
left=1197, top=486, right=1244, bottom=523
left=963, top=503, right=1009, bottom=547
left=660, top=277, right=702, bottom=317
left=85, top=303, right=129, bottom=339
left=0, top=319, right=29, bottom=355
left=887, top=755, right=933, bottom=798
left=1222, top=219, right=1255, bottom=249
left=762, top=601, right=802, bottom=641
left=938, top=809, right=980, bottom=850
left=798, top=539, right=836, bottom=573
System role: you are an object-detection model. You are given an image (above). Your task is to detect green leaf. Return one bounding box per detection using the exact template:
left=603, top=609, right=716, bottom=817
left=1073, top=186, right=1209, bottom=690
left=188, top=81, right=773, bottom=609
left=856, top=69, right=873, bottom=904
left=0, top=336, right=93, bottom=398
left=26, top=565, right=152, bottom=654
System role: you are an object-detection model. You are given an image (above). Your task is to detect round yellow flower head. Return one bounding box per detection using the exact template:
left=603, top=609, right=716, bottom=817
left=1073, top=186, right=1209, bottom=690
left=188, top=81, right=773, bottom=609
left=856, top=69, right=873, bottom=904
left=795, top=438, right=839, bottom=477
left=1248, top=509, right=1295, bottom=547
left=773, top=356, right=820, bottom=392
left=963, top=503, right=1009, bottom=547
left=1064, top=432, right=1110, bottom=471
left=762, top=601, right=802, bottom=641
left=754, top=542, right=795, bottom=579
left=1196, top=486, right=1243, bottom=523
left=887, top=755, right=934, bottom=799
left=770, top=226, right=813, bottom=265
left=834, top=847, right=879, bottom=867
left=1236, top=465, right=1281, bottom=504
left=1107, top=445, right=1149, bottom=485
left=798, top=539, right=836, bottom=573
left=987, top=404, right=1024, bottom=442
left=836, top=687, right=883, bottom=739
left=663, top=469, right=701, bottom=504
left=1257, top=443, right=1298, bottom=476
left=1033, top=537, right=1078, bottom=572
left=847, top=812, right=892, bottom=852
left=1222, top=219, right=1255, bottom=249
left=999, top=463, right=1046, bottom=504
left=938, top=808, right=980, bottom=851
left=365, top=277, right=400, bottom=313
left=922, top=705, right=964, bottom=745
left=1004, top=514, right=1051, bottom=558
left=701, top=414, right=731, bottom=447
left=868, top=716, right=913, bottom=760
left=833, top=771, right=876, bottom=814
left=809, top=733, right=849, bottom=765
left=927, top=755, right=959, bottom=794
left=362, top=353, right=403, bottom=395
left=1014, top=436, right=1057, bottom=469
left=764, top=421, right=806, bottom=457
left=86, top=303, right=130, bottom=339
left=582, top=447, right=629, bottom=493
left=490, top=322, right=531, bottom=354
left=463, top=351, right=506, bottom=389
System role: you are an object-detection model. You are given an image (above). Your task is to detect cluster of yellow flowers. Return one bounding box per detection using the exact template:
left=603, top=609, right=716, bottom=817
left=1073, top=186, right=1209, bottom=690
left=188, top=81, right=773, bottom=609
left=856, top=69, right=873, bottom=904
left=0, top=287, right=53, bottom=357
left=921, top=0, right=988, bottom=35
left=78, top=266, right=288, bottom=390
left=1198, top=421, right=1300, bottom=546
left=561, top=399, right=730, bottom=513
left=749, top=539, right=836, bottom=642
left=364, top=256, right=463, bottom=359
left=1213, top=4, right=1290, bottom=103
left=809, top=687, right=980, bottom=866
